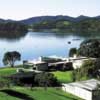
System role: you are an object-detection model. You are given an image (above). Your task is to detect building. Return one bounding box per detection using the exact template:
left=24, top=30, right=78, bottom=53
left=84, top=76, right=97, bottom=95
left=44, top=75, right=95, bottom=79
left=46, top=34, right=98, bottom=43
left=69, top=56, right=96, bottom=69
left=22, top=56, right=96, bottom=71
left=32, top=61, right=48, bottom=71
left=48, top=61, right=73, bottom=71
left=62, top=79, right=100, bottom=100
left=23, top=59, right=48, bottom=71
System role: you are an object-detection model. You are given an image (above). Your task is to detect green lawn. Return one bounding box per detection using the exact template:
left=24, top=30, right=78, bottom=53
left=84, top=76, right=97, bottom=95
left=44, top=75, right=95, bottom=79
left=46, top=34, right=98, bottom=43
left=0, top=67, right=16, bottom=77
left=0, top=68, right=82, bottom=100
left=52, top=71, right=73, bottom=83
left=0, top=87, right=83, bottom=100
left=0, top=91, right=20, bottom=100
left=0, top=67, right=17, bottom=83
left=0, top=67, right=73, bottom=83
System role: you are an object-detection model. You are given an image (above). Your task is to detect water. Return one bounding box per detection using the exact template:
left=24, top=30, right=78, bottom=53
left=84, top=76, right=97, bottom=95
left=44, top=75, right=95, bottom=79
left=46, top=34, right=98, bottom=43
left=0, top=31, right=99, bottom=67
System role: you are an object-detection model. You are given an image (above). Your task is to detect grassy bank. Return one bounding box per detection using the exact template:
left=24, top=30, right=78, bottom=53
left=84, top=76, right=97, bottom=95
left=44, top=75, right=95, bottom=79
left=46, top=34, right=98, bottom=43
left=0, top=67, right=73, bottom=83
left=0, top=67, right=16, bottom=77
left=0, top=87, right=83, bottom=100
left=0, top=67, right=83, bottom=100
left=52, top=71, right=73, bottom=83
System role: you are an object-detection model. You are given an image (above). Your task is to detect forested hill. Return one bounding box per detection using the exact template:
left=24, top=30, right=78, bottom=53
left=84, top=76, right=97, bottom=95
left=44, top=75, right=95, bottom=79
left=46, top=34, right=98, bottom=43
left=0, top=22, right=28, bottom=33
left=19, top=15, right=100, bottom=33
left=20, top=15, right=100, bottom=25
left=0, top=15, right=100, bottom=33
left=0, top=15, right=100, bottom=25
left=31, top=18, right=100, bottom=33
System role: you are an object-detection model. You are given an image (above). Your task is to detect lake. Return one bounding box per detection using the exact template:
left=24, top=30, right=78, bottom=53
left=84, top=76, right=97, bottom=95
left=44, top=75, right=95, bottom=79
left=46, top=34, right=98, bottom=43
left=0, top=32, right=99, bottom=67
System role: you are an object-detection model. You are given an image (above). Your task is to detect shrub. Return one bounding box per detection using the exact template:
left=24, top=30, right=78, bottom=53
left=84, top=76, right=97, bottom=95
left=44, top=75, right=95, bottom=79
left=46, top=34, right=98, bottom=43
left=35, top=72, right=60, bottom=87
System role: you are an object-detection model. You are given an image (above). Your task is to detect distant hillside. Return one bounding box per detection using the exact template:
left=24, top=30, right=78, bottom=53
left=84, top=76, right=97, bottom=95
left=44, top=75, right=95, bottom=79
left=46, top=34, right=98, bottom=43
left=19, top=15, right=100, bottom=25
left=0, top=15, right=100, bottom=25
left=31, top=18, right=100, bottom=33
left=0, top=19, right=15, bottom=23
left=20, top=15, right=75, bottom=25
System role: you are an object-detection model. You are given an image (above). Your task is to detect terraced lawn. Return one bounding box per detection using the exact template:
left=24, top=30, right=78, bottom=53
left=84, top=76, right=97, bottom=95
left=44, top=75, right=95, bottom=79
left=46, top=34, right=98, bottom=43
left=0, top=68, right=81, bottom=100
left=0, top=67, right=73, bottom=83
left=52, top=71, right=73, bottom=83
left=0, top=67, right=74, bottom=83
left=0, top=67, right=16, bottom=76
left=0, top=87, right=83, bottom=100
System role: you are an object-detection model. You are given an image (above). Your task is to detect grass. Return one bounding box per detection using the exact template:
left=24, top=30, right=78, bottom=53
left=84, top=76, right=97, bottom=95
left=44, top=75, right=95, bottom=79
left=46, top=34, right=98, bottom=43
left=52, top=71, right=73, bottom=83
left=0, top=87, right=83, bottom=100
left=0, top=67, right=16, bottom=77
left=0, top=68, right=83, bottom=100
left=0, top=65, right=23, bottom=77
left=0, top=67, right=17, bottom=83
left=0, top=67, right=73, bottom=83
left=0, top=91, right=20, bottom=100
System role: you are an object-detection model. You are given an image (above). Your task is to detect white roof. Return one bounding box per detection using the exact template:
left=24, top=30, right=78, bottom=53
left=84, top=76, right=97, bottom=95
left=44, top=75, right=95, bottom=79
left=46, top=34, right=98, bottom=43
left=28, top=60, right=46, bottom=64
left=71, top=57, right=95, bottom=60
left=49, top=55, right=67, bottom=60
left=63, top=79, right=100, bottom=91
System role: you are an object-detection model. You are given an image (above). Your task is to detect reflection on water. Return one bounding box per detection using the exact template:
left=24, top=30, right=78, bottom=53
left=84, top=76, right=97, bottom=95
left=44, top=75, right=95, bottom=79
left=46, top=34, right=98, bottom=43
left=0, top=31, right=100, bottom=67
left=0, top=32, right=27, bottom=42
left=29, top=31, right=100, bottom=39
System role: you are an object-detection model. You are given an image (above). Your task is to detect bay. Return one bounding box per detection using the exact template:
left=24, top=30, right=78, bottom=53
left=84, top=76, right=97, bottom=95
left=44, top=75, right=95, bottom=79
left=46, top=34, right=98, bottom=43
left=0, top=32, right=99, bottom=67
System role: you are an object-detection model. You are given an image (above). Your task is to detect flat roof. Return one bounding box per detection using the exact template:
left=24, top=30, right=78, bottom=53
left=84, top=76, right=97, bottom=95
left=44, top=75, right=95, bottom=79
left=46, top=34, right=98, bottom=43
left=63, top=79, right=100, bottom=91
left=48, top=61, right=71, bottom=66
left=28, top=60, right=46, bottom=64
left=70, top=57, right=96, bottom=61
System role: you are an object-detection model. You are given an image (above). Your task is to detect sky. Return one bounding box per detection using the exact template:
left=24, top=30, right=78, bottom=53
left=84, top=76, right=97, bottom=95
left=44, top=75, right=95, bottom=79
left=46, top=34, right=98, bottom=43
left=0, top=0, right=99, bottom=20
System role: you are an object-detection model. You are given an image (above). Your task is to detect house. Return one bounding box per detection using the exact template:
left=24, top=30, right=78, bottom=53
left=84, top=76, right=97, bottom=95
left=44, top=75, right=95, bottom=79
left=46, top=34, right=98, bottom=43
left=41, top=56, right=63, bottom=63
left=22, top=56, right=96, bottom=71
left=41, top=56, right=73, bottom=71
left=48, top=61, right=73, bottom=71
left=69, top=56, right=96, bottom=69
left=23, top=59, right=48, bottom=71
left=62, top=79, right=100, bottom=100
left=23, top=56, right=72, bottom=71
left=32, top=61, right=48, bottom=71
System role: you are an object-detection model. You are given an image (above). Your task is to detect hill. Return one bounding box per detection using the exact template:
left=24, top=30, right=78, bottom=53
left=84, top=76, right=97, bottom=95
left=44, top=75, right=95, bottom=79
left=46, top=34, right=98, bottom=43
left=0, top=15, right=100, bottom=33
left=20, top=15, right=100, bottom=25
left=0, top=15, right=100, bottom=25
left=20, top=15, right=75, bottom=25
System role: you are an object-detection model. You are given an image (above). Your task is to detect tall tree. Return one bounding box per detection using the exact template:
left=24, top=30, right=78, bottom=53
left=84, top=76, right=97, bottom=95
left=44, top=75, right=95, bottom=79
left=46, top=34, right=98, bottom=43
left=3, top=51, right=21, bottom=67
left=69, top=48, right=77, bottom=57
left=78, top=39, right=100, bottom=58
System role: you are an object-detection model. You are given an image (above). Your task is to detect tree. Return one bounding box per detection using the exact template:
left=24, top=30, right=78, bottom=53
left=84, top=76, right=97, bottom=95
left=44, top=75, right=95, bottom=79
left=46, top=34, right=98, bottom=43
left=3, top=51, right=21, bottom=67
left=81, top=59, right=95, bottom=77
left=10, top=72, right=36, bottom=90
left=78, top=39, right=100, bottom=58
left=69, top=48, right=77, bottom=57
left=73, top=59, right=100, bottom=81
left=0, top=22, right=28, bottom=33
left=35, top=72, right=60, bottom=90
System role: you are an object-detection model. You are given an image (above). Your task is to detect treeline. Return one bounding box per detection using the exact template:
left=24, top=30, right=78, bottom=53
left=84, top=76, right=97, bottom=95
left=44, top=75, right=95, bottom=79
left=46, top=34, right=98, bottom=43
left=0, top=22, right=28, bottom=33
left=32, top=20, right=73, bottom=32
left=32, top=18, right=100, bottom=33
left=74, top=19, right=100, bottom=32
left=70, top=39, right=100, bottom=80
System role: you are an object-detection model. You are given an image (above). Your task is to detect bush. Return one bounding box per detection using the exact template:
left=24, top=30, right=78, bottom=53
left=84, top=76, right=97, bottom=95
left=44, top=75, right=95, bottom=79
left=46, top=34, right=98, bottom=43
left=10, top=72, right=60, bottom=87
left=10, top=72, right=36, bottom=86
left=35, top=72, right=60, bottom=87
